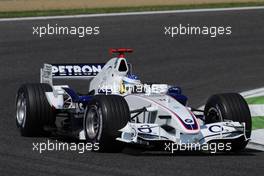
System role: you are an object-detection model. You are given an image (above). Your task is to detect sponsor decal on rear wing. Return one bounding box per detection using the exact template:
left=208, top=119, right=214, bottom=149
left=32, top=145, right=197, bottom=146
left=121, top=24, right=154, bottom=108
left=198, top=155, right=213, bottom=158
left=40, top=63, right=105, bottom=85
left=51, top=63, right=104, bottom=77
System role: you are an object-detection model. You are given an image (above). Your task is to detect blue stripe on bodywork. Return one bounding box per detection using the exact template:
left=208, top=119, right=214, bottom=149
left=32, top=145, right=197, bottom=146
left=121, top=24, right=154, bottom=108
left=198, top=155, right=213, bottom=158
left=63, top=87, right=92, bottom=104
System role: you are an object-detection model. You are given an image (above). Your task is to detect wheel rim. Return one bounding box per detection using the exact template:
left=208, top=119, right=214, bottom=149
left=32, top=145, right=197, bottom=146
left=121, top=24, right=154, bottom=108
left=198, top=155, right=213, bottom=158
left=85, top=106, right=101, bottom=139
left=16, top=93, right=27, bottom=127
left=207, top=106, right=223, bottom=123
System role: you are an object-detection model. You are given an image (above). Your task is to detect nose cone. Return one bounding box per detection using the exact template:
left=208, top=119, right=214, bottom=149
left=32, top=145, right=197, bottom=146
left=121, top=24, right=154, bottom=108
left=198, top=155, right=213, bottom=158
left=151, top=95, right=200, bottom=134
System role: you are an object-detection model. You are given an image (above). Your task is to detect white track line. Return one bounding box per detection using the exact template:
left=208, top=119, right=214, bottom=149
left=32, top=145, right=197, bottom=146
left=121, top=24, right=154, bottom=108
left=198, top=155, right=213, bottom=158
left=199, top=87, right=264, bottom=110
left=0, top=6, right=264, bottom=22
left=249, top=105, right=264, bottom=117
left=240, top=87, right=264, bottom=98
left=247, top=129, right=264, bottom=151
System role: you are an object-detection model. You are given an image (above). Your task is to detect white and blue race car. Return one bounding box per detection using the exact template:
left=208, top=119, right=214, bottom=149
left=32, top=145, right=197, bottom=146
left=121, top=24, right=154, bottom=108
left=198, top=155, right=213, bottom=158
left=16, top=48, right=252, bottom=152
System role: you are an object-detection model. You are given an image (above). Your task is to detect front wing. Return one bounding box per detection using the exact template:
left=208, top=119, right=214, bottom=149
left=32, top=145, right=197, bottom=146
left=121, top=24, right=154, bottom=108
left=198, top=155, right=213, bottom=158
left=116, top=121, right=248, bottom=146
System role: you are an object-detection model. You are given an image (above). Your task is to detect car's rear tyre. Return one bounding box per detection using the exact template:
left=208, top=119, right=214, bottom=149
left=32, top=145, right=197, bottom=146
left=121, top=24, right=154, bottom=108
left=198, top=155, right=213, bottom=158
left=204, top=93, right=252, bottom=152
left=15, top=83, right=55, bottom=136
left=84, top=95, right=130, bottom=152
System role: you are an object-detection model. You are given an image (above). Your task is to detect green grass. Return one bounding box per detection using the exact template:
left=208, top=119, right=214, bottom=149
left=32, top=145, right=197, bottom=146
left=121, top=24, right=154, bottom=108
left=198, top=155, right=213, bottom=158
left=245, top=96, right=264, bottom=129
left=252, top=116, right=264, bottom=130
left=246, top=96, right=264, bottom=104
left=0, top=2, right=264, bottom=18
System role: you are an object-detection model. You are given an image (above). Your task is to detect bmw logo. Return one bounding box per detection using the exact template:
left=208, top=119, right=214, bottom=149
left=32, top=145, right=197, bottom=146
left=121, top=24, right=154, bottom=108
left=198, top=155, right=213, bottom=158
left=184, top=119, right=193, bottom=123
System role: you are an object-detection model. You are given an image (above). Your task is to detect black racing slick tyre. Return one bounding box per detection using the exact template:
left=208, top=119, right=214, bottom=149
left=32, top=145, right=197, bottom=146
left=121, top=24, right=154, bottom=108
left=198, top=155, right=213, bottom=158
left=204, top=93, right=252, bottom=152
left=84, top=95, right=130, bottom=152
left=15, top=83, right=55, bottom=136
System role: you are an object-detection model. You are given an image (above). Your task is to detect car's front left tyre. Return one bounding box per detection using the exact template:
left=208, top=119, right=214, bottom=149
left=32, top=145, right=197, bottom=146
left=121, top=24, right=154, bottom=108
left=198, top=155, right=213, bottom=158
left=204, top=93, right=252, bottom=152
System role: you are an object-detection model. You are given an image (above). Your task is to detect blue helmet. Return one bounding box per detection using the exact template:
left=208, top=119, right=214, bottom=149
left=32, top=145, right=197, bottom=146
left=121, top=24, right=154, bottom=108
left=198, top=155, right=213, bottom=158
left=123, top=74, right=140, bottom=85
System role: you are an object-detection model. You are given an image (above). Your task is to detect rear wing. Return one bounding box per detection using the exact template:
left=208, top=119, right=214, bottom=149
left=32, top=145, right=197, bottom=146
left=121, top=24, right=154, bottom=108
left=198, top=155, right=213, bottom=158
left=40, top=63, right=104, bottom=85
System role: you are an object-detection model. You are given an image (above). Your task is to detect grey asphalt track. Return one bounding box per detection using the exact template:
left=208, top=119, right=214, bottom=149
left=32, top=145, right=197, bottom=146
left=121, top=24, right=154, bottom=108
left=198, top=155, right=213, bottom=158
left=0, top=9, right=264, bottom=176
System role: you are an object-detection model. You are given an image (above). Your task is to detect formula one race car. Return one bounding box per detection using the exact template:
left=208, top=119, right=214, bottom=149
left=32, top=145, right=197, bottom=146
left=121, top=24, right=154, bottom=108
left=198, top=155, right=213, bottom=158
left=15, top=48, right=252, bottom=152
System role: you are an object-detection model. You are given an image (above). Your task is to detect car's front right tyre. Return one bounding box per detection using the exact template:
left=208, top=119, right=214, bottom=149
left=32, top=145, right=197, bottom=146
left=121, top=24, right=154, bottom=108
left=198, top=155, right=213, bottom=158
left=84, top=95, right=130, bottom=152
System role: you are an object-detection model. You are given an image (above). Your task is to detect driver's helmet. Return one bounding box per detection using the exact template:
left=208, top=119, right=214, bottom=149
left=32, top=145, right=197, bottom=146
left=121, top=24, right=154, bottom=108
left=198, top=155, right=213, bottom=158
left=120, top=74, right=141, bottom=94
